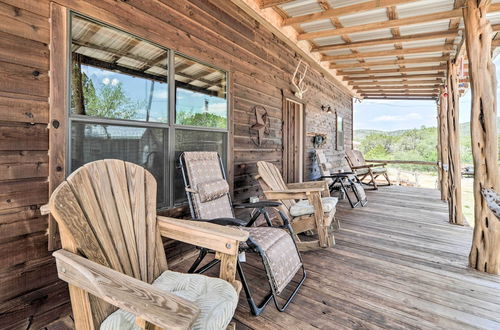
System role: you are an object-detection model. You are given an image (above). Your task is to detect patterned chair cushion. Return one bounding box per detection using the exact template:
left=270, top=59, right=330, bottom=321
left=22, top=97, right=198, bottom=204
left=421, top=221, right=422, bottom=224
left=196, top=179, right=229, bottom=203
left=289, top=197, right=338, bottom=217
left=100, top=271, right=238, bottom=330
left=239, top=227, right=302, bottom=295
left=183, top=152, right=233, bottom=219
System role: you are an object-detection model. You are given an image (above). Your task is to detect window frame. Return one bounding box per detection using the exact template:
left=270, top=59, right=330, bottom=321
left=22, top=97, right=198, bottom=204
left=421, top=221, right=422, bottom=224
left=66, top=12, right=230, bottom=209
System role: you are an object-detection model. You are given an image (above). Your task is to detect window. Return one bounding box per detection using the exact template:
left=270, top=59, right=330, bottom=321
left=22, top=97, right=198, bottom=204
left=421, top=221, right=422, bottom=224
left=69, top=14, right=228, bottom=208
left=337, top=115, right=344, bottom=151
left=175, top=55, right=227, bottom=129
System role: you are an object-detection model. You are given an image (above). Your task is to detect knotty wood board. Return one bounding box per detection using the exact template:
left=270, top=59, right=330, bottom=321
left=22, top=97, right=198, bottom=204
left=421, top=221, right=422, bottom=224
left=174, top=186, right=500, bottom=329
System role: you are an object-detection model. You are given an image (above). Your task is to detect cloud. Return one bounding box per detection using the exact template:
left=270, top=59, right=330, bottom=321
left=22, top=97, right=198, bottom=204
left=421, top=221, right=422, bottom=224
left=373, top=112, right=422, bottom=122
left=152, top=89, right=168, bottom=100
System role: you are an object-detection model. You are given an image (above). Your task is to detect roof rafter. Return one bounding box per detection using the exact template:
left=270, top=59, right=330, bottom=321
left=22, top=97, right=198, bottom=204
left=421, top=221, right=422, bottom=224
left=348, top=73, right=445, bottom=80
left=313, top=30, right=458, bottom=52
left=298, top=9, right=463, bottom=40
left=259, top=0, right=294, bottom=9
left=351, top=79, right=443, bottom=86
left=331, top=56, right=449, bottom=69
left=282, top=0, right=419, bottom=26
left=323, top=45, right=454, bottom=61
left=357, top=85, right=441, bottom=90
left=340, top=65, right=447, bottom=76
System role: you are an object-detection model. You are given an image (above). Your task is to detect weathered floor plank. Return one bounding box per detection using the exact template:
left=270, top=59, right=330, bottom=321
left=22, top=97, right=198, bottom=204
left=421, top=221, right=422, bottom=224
left=176, top=186, right=500, bottom=330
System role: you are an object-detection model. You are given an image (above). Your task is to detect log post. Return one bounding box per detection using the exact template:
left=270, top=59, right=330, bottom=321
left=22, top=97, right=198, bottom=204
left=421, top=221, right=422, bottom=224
left=446, top=60, right=464, bottom=225
left=463, top=0, right=500, bottom=274
left=438, top=87, right=449, bottom=201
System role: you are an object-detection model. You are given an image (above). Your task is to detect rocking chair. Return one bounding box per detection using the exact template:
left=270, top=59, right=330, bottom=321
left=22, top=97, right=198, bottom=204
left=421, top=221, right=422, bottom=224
left=179, top=152, right=306, bottom=316
left=44, top=159, right=249, bottom=329
left=315, top=149, right=367, bottom=208
left=345, top=149, right=391, bottom=190
left=256, top=161, right=339, bottom=251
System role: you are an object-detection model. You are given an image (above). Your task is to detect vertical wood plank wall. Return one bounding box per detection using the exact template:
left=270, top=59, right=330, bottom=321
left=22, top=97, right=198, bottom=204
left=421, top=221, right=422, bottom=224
left=0, top=0, right=353, bottom=327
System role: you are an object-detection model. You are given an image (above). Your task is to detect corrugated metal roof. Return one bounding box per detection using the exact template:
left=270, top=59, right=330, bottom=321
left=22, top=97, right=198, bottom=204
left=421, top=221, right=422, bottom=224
left=339, top=8, right=388, bottom=27
left=397, top=0, right=454, bottom=19
left=272, top=0, right=493, bottom=98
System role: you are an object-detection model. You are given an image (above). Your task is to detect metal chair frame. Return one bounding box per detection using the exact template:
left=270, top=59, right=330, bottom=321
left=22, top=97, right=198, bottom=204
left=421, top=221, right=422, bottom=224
left=179, top=152, right=306, bottom=316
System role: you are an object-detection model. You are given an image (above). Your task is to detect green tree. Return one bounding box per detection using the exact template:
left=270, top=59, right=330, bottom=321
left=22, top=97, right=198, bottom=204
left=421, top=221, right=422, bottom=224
left=176, top=111, right=226, bottom=128
left=84, top=79, right=139, bottom=120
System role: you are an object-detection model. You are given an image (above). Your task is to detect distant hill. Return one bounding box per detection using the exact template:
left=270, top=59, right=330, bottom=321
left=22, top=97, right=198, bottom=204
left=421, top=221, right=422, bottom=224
left=355, top=117, right=500, bottom=142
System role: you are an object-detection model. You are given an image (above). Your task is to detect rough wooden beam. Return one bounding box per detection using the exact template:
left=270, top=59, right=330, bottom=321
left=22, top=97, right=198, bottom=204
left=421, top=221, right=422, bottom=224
left=313, top=30, right=459, bottom=52
left=298, top=9, right=463, bottom=40
left=340, top=65, right=447, bottom=75
left=283, top=0, right=419, bottom=26
left=230, top=0, right=359, bottom=97
left=446, top=59, right=464, bottom=226
left=348, top=73, right=445, bottom=81
left=361, top=93, right=438, bottom=97
left=364, top=96, right=438, bottom=100
left=259, top=0, right=294, bottom=9
left=438, top=86, right=449, bottom=201
left=351, top=79, right=444, bottom=86
left=331, top=57, right=449, bottom=69
left=357, top=85, right=440, bottom=90
left=464, top=0, right=500, bottom=274
left=323, top=45, right=454, bottom=61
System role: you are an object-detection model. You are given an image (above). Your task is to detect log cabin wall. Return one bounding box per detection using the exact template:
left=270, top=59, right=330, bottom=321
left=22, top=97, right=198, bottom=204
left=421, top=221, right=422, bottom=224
left=0, top=0, right=352, bottom=328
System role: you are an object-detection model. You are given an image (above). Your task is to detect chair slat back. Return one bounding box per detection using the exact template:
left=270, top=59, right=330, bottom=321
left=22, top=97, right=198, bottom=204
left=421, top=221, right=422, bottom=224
left=256, top=161, right=296, bottom=212
left=345, top=149, right=364, bottom=168
left=353, top=150, right=367, bottom=165
left=49, top=159, right=168, bottom=327
left=315, top=149, right=331, bottom=176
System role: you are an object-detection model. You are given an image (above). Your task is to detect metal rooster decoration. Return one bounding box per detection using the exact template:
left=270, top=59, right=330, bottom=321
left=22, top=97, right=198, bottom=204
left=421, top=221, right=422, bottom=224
left=292, top=59, right=309, bottom=99
left=249, top=105, right=269, bottom=147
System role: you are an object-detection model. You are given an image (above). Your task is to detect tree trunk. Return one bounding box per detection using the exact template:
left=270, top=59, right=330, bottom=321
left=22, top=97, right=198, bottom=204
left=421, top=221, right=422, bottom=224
left=464, top=0, right=500, bottom=274
left=438, top=87, right=449, bottom=201
left=446, top=60, right=464, bottom=225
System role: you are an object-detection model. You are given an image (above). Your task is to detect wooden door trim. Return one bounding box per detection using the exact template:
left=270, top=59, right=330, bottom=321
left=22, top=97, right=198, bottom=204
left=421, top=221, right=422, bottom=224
left=282, top=97, right=305, bottom=183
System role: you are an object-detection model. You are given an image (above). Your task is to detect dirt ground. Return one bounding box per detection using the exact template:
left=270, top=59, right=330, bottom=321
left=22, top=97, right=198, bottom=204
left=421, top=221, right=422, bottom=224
left=382, top=167, right=475, bottom=226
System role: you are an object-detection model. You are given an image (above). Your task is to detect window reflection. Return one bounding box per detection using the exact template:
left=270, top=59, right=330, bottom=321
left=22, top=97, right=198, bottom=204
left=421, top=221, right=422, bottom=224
left=174, top=55, right=227, bottom=129
left=70, top=15, right=168, bottom=122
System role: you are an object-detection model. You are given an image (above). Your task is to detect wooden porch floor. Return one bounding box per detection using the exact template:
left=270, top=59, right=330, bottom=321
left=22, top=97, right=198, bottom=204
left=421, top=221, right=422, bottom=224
left=228, top=186, right=500, bottom=329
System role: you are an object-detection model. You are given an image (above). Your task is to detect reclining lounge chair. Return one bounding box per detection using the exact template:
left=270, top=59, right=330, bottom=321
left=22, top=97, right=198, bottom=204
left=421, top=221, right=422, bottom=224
left=345, top=149, right=391, bottom=190
left=256, top=161, right=339, bottom=250
left=43, top=159, right=249, bottom=330
left=180, top=152, right=306, bottom=316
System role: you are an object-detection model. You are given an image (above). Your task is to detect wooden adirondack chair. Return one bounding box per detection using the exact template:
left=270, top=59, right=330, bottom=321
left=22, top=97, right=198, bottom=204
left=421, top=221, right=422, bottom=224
left=345, top=149, right=391, bottom=189
left=44, top=159, right=248, bottom=330
left=255, top=161, right=338, bottom=251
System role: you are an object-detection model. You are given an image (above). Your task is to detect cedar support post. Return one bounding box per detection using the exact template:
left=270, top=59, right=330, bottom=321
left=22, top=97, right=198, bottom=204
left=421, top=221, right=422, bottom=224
left=463, top=0, right=500, bottom=274
left=438, top=87, right=449, bottom=201
left=446, top=60, right=464, bottom=225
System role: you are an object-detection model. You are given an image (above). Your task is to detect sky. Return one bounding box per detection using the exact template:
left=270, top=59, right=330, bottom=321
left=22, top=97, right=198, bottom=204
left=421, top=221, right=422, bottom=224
left=353, top=57, right=500, bottom=132
left=83, top=65, right=227, bottom=124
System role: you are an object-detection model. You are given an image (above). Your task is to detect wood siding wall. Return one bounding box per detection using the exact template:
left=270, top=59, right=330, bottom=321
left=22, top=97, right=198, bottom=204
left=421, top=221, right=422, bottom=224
left=0, top=0, right=352, bottom=328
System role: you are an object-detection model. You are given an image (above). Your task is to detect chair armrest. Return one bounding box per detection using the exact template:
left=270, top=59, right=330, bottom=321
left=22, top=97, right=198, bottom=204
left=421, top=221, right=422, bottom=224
left=287, top=181, right=327, bottom=190
left=368, top=162, right=387, bottom=167
left=233, top=201, right=282, bottom=208
left=263, top=189, right=322, bottom=200
left=200, top=217, right=249, bottom=227
left=351, top=164, right=375, bottom=169
left=53, top=249, right=199, bottom=330
left=157, top=216, right=249, bottom=256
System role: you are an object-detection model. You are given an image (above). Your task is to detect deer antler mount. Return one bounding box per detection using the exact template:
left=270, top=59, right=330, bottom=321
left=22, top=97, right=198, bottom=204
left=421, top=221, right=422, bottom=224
left=292, top=59, right=309, bottom=99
